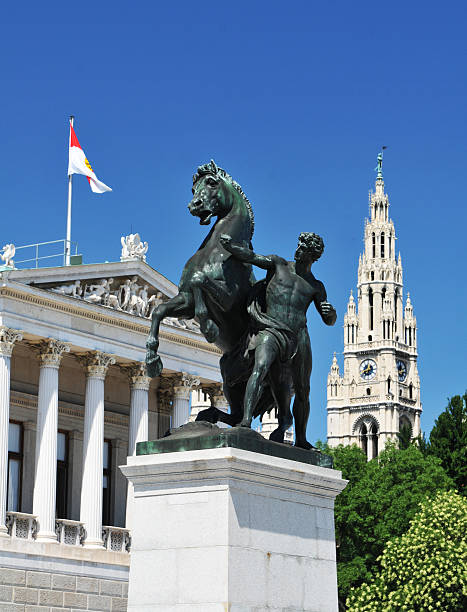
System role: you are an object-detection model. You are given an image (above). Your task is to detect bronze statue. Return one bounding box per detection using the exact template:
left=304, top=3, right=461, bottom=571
left=219, top=232, right=336, bottom=449
left=146, top=161, right=336, bottom=449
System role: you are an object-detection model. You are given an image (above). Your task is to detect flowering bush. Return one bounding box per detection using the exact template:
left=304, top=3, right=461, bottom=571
left=346, top=490, right=467, bottom=611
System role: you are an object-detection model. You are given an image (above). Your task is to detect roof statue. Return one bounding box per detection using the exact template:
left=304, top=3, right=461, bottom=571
left=120, top=233, right=148, bottom=262
left=375, top=146, right=387, bottom=179
left=0, top=243, right=15, bottom=268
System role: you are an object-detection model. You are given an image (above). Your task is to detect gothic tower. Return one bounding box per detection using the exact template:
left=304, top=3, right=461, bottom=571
left=326, top=153, right=422, bottom=459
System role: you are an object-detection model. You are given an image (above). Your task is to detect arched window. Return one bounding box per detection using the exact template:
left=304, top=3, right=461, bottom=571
left=369, top=288, right=374, bottom=330
left=394, top=288, right=398, bottom=325
left=372, top=233, right=376, bottom=258
left=370, top=423, right=378, bottom=459
left=387, top=377, right=391, bottom=394
left=381, top=287, right=386, bottom=307
left=371, top=271, right=375, bottom=281
left=409, top=383, right=413, bottom=399
left=360, top=423, right=368, bottom=456
left=389, top=234, right=392, bottom=257
left=351, top=325, right=355, bottom=343
left=381, top=232, right=385, bottom=258
left=366, top=387, right=371, bottom=396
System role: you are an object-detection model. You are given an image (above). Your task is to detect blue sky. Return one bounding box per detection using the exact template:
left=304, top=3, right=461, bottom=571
left=1, top=1, right=466, bottom=443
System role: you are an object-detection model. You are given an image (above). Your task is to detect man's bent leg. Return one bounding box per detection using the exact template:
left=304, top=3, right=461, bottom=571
left=292, top=328, right=314, bottom=449
left=241, top=334, right=279, bottom=427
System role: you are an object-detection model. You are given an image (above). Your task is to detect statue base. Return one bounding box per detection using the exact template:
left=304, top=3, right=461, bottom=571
left=122, top=442, right=347, bottom=611
left=136, top=421, right=333, bottom=468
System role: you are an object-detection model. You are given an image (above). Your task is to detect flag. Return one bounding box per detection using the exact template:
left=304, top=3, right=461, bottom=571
left=68, top=122, right=112, bottom=193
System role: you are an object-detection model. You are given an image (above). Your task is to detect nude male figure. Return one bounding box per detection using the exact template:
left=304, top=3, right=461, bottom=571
left=219, top=231, right=337, bottom=449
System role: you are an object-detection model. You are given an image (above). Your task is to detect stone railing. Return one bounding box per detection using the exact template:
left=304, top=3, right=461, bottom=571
left=102, top=525, right=131, bottom=553
left=399, top=396, right=417, bottom=406
left=345, top=339, right=417, bottom=354
left=350, top=396, right=380, bottom=404
left=6, top=512, right=37, bottom=540
left=55, top=518, right=86, bottom=546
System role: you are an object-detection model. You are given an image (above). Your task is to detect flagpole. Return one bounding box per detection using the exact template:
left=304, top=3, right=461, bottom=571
left=65, top=115, right=74, bottom=266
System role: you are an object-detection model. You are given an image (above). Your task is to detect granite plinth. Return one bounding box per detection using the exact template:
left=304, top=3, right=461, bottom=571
left=136, top=420, right=333, bottom=468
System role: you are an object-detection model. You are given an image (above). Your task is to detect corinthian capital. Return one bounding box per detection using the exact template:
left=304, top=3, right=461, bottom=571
left=39, top=339, right=71, bottom=367
left=172, top=372, right=201, bottom=400
left=80, top=351, right=116, bottom=379
left=179, top=372, right=201, bottom=390
left=125, top=362, right=151, bottom=391
left=0, top=327, right=23, bottom=357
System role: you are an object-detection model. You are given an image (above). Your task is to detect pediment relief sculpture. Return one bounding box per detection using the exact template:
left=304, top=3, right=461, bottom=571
left=47, top=276, right=200, bottom=332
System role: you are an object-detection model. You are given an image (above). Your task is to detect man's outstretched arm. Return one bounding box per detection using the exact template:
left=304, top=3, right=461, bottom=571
left=219, top=234, right=274, bottom=270
left=313, top=281, right=337, bottom=326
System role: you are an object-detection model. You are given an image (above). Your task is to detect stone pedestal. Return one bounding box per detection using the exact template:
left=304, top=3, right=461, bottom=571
left=122, top=445, right=347, bottom=611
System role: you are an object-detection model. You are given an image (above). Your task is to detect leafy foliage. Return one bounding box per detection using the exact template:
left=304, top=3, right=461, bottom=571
left=328, top=442, right=454, bottom=603
left=346, top=490, right=467, bottom=611
left=429, top=392, right=467, bottom=495
left=396, top=423, right=412, bottom=449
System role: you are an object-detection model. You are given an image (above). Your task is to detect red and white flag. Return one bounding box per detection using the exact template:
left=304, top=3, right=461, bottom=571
left=68, top=122, right=112, bottom=193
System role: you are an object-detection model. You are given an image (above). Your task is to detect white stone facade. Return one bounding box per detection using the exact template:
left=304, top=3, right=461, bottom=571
left=326, top=172, right=422, bottom=458
left=0, top=256, right=223, bottom=607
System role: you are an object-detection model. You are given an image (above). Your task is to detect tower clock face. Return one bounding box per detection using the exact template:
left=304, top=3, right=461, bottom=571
left=397, top=360, right=407, bottom=382
left=360, top=359, right=377, bottom=380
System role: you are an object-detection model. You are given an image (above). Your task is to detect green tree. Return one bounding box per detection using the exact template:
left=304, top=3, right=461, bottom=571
left=429, top=391, right=467, bottom=494
left=329, top=442, right=454, bottom=604
left=347, top=490, right=467, bottom=611
left=396, top=423, right=412, bottom=449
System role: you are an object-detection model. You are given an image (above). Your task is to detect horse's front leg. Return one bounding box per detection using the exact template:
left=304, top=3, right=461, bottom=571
left=146, top=292, right=194, bottom=377
left=191, top=273, right=222, bottom=343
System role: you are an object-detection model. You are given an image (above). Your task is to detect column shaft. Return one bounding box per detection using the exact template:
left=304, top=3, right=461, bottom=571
left=172, top=389, right=191, bottom=428
left=129, top=387, right=149, bottom=456
left=0, top=354, right=11, bottom=536
left=81, top=375, right=105, bottom=547
left=33, top=364, right=60, bottom=541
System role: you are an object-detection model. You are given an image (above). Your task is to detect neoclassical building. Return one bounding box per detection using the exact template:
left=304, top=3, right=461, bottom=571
left=326, top=160, right=422, bottom=459
left=0, top=236, right=225, bottom=609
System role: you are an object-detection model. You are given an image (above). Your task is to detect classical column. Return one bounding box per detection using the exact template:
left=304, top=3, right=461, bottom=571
left=124, top=363, right=151, bottom=529
left=0, top=327, right=23, bottom=537
left=80, top=352, right=115, bottom=548
left=33, top=339, right=70, bottom=542
left=128, top=363, right=151, bottom=456
left=172, top=373, right=200, bottom=428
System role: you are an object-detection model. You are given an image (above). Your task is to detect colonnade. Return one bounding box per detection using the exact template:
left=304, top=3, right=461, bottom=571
left=0, top=326, right=208, bottom=547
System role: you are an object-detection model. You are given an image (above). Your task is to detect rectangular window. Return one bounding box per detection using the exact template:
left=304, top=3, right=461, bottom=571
left=56, top=431, right=68, bottom=519
left=102, top=440, right=111, bottom=526
left=7, top=422, right=23, bottom=512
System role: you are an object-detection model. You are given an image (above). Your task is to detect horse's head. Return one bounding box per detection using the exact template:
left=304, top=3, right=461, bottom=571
left=189, top=160, right=232, bottom=225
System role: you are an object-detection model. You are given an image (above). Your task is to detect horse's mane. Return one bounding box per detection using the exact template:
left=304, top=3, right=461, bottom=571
left=193, top=160, right=255, bottom=239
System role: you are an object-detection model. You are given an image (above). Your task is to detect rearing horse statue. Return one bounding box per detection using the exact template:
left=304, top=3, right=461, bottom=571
left=146, top=160, right=256, bottom=423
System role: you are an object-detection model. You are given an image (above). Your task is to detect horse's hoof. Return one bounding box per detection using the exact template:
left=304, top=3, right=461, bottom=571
left=146, top=353, right=163, bottom=378
left=201, top=319, right=220, bottom=343
left=196, top=407, right=219, bottom=424
left=269, top=428, right=285, bottom=444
